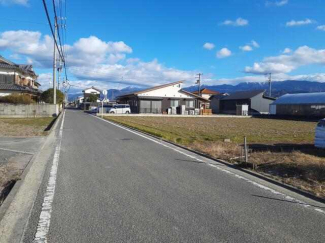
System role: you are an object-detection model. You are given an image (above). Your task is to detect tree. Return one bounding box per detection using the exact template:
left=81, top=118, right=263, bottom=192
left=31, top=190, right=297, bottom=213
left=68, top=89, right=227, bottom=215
left=86, top=94, right=98, bottom=102
left=40, top=88, right=65, bottom=104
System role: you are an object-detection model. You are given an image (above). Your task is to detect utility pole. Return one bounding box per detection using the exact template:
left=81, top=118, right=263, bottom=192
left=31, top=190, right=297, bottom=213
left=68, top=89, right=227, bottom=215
left=196, top=73, right=203, bottom=97
left=57, top=59, right=62, bottom=90
left=267, top=73, right=272, bottom=97
left=53, top=17, right=57, bottom=105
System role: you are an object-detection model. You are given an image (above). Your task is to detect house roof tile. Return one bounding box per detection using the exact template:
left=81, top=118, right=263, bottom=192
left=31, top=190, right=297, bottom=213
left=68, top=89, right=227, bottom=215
left=193, top=88, right=220, bottom=95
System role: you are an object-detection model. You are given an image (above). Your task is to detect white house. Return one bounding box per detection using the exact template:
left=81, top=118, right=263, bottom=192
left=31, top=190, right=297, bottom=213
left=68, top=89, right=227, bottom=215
left=117, top=81, right=209, bottom=114
left=83, top=86, right=102, bottom=102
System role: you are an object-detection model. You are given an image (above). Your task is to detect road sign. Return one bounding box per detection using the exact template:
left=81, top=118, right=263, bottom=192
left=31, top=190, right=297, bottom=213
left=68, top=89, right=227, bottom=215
left=102, top=90, right=107, bottom=95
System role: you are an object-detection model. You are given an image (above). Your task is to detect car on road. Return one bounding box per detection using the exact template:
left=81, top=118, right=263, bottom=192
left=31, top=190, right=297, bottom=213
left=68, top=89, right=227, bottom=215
left=105, top=104, right=131, bottom=114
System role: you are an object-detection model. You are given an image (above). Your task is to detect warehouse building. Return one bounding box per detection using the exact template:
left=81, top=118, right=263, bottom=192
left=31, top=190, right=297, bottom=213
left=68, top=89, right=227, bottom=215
left=211, top=90, right=275, bottom=115
left=270, top=92, right=325, bottom=117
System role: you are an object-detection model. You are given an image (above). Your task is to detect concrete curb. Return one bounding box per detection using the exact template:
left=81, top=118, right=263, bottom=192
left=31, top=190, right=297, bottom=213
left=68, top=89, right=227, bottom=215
left=103, top=117, right=325, bottom=204
left=0, top=110, right=63, bottom=243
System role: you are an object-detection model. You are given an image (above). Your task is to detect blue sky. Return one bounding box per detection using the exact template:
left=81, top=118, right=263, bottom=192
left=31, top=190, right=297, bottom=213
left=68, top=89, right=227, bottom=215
left=1, top=0, right=325, bottom=91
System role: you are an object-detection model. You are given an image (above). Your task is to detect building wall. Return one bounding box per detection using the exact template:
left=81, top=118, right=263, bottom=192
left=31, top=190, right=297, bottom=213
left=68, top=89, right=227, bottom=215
left=138, top=83, right=193, bottom=99
left=210, top=98, right=220, bottom=114
left=119, top=95, right=197, bottom=114
left=220, top=99, right=251, bottom=114
left=274, top=104, right=325, bottom=117
left=138, top=97, right=197, bottom=114
left=251, top=93, right=274, bottom=114
left=0, top=73, right=15, bottom=84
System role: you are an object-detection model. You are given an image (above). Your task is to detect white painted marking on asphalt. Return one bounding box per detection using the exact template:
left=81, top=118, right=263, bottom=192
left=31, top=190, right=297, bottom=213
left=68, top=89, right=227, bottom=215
left=93, top=115, right=325, bottom=215
left=34, top=111, right=66, bottom=243
left=0, top=147, right=34, bottom=155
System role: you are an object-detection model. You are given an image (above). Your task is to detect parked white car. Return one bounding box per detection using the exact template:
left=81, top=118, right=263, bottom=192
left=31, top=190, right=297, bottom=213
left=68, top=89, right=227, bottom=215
left=315, top=119, right=325, bottom=148
left=106, top=104, right=131, bottom=114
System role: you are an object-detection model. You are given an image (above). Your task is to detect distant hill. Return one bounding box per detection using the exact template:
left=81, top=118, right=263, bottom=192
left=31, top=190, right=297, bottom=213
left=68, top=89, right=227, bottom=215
left=106, top=86, right=142, bottom=100
left=184, top=80, right=325, bottom=97
left=68, top=80, right=325, bottom=101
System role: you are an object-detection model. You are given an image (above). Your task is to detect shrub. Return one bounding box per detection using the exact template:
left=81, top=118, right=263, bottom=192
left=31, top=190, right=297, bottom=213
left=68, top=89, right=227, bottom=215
left=0, top=94, right=36, bottom=104
left=86, top=94, right=98, bottom=102
left=40, top=88, right=64, bottom=104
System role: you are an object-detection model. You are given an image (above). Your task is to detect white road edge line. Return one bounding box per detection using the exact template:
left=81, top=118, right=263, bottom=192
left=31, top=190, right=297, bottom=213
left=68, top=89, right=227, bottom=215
left=33, top=111, right=66, bottom=243
left=0, top=147, right=34, bottom=155
left=93, top=115, right=325, bottom=215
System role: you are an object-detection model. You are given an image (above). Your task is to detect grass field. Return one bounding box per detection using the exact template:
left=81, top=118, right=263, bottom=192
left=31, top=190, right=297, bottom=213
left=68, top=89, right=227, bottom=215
left=0, top=117, right=55, bottom=136
left=105, top=116, right=325, bottom=198
left=105, top=117, right=316, bottom=145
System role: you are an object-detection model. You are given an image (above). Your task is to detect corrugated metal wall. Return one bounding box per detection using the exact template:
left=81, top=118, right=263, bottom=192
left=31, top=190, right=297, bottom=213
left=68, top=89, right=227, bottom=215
left=275, top=104, right=325, bottom=117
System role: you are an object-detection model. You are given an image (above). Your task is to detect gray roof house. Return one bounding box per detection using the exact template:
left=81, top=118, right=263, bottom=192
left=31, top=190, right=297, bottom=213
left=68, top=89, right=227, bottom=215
left=0, top=55, right=40, bottom=98
left=211, top=90, right=275, bottom=115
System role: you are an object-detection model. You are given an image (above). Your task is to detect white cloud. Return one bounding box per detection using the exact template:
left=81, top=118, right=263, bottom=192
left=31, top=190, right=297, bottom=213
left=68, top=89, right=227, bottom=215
left=0, top=30, right=208, bottom=88
left=221, top=18, right=249, bottom=27
left=216, top=48, right=232, bottom=58
left=0, top=30, right=53, bottom=67
left=0, top=0, right=28, bottom=6
left=0, top=31, right=132, bottom=68
left=245, top=46, right=325, bottom=74
left=286, top=18, right=315, bottom=27
left=239, top=40, right=259, bottom=52
left=240, top=45, right=253, bottom=52
left=266, top=0, right=288, bottom=7
left=69, top=59, right=201, bottom=87
left=37, top=73, right=53, bottom=91
left=251, top=40, right=260, bottom=48
left=283, top=48, right=292, bottom=54
left=317, top=25, right=325, bottom=31
left=203, top=42, right=215, bottom=50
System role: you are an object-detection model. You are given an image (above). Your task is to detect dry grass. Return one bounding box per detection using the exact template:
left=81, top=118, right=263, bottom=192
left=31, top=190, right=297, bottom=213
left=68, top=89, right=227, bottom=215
left=106, top=116, right=316, bottom=144
left=106, top=116, right=325, bottom=198
left=0, top=117, right=54, bottom=136
left=250, top=151, right=325, bottom=198
left=0, top=163, right=21, bottom=205
left=0, top=164, right=20, bottom=187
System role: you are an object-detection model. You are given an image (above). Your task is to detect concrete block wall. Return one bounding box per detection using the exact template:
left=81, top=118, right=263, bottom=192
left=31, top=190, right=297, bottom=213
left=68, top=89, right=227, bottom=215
left=0, top=104, right=61, bottom=117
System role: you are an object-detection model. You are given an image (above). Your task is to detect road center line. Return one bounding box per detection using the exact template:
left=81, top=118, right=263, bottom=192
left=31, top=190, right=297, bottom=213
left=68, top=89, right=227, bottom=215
left=33, top=111, right=66, bottom=243
left=93, top=115, right=325, bottom=215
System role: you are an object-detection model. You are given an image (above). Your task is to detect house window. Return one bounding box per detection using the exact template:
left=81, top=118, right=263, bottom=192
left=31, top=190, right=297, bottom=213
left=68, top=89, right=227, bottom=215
left=170, top=100, right=179, bottom=107
left=186, top=100, right=194, bottom=108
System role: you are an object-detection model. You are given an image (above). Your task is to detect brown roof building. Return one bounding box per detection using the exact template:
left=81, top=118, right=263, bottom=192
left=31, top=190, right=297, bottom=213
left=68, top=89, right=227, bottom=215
left=192, top=88, right=220, bottom=100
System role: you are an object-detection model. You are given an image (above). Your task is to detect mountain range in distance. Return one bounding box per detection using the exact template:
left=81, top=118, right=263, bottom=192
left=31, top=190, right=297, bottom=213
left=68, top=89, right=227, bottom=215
left=68, top=80, right=325, bottom=101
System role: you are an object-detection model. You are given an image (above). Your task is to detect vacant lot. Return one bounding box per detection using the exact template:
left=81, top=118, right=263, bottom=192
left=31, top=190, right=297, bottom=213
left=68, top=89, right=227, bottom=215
left=106, top=117, right=316, bottom=144
left=0, top=117, right=55, bottom=136
left=106, top=116, right=324, bottom=198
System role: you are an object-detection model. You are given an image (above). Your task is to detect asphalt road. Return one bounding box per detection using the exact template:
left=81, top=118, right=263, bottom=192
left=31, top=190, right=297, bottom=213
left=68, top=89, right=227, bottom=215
left=24, top=110, right=325, bottom=243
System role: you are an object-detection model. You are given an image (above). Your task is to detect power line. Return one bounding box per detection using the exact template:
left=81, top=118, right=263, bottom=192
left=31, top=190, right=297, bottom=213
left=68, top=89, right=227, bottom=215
left=52, top=0, right=64, bottom=62
left=51, top=0, right=68, bottom=82
left=41, top=0, right=64, bottom=62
